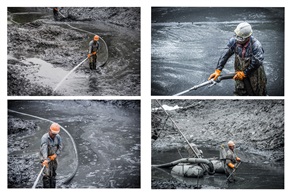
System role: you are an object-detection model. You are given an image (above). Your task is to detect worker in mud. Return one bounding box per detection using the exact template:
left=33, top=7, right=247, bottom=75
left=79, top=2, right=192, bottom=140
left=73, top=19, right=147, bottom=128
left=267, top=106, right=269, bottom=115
left=53, top=8, right=59, bottom=21
left=225, top=140, right=241, bottom=183
left=40, top=123, right=63, bottom=188
left=208, top=22, right=267, bottom=96
left=88, top=35, right=100, bottom=70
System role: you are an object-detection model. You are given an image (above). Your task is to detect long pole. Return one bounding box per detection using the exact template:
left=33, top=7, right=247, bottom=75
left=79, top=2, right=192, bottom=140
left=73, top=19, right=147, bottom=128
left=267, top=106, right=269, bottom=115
left=155, top=100, right=199, bottom=158
left=32, top=166, right=45, bottom=189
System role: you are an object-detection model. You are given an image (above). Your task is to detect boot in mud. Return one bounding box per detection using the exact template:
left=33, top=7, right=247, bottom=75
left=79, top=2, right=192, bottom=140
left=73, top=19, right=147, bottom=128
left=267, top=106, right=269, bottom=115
left=92, top=55, right=97, bottom=70
left=43, top=176, right=51, bottom=188
left=50, top=176, right=56, bottom=188
left=89, top=62, right=93, bottom=70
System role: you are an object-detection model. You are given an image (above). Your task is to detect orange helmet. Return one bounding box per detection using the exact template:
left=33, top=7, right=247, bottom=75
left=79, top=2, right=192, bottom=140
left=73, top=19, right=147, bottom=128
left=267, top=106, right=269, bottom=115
left=50, top=123, right=60, bottom=134
left=93, top=35, right=99, bottom=41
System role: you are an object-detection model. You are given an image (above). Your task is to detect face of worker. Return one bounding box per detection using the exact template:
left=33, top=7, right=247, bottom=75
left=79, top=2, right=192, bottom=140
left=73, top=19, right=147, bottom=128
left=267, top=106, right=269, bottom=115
left=236, top=36, right=250, bottom=45
left=49, top=130, right=57, bottom=139
left=229, top=145, right=235, bottom=151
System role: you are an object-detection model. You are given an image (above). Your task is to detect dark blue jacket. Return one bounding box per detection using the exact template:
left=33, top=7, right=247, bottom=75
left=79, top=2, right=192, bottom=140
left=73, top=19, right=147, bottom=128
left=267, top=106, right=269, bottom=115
left=216, top=36, right=264, bottom=76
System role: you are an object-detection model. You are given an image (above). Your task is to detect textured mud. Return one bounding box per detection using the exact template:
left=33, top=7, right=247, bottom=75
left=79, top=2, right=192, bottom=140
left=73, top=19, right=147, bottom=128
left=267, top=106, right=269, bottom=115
left=151, top=100, right=284, bottom=189
left=8, top=7, right=140, bottom=96
left=8, top=100, right=140, bottom=188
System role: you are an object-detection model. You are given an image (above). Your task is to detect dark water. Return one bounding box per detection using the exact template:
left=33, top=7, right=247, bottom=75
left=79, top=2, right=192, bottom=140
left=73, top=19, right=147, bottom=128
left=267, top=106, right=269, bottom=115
left=152, top=147, right=284, bottom=189
left=8, top=100, right=140, bottom=188
left=8, top=8, right=140, bottom=96
left=151, top=8, right=284, bottom=96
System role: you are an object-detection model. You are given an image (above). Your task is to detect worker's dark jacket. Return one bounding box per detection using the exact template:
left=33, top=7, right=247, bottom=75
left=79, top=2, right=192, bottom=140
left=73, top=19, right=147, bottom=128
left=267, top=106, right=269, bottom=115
left=225, top=149, right=239, bottom=181
left=216, top=36, right=264, bottom=76
left=40, top=133, right=62, bottom=162
left=40, top=133, right=62, bottom=188
left=216, top=36, right=267, bottom=96
left=88, top=40, right=100, bottom=54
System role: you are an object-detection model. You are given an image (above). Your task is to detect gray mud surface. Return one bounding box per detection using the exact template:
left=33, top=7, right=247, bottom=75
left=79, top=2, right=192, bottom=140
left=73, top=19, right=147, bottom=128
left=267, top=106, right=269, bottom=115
left=8, top=100, right=140, bottom=188
left=8, top=7, right=140, bottom=96
left=151, top=8, right=284, bottom=96
left=151, top=100, right=284, bottom=189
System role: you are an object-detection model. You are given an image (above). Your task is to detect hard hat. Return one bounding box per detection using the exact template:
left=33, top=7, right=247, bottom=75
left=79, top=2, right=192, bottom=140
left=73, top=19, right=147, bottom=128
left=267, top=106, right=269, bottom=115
left=228, top=140, right=235, bottom=146
left=50, top=123, right=60, bottom=134
left=93, top=35, right=99, bottom=41
left=234, top=22, right=253, bottom=41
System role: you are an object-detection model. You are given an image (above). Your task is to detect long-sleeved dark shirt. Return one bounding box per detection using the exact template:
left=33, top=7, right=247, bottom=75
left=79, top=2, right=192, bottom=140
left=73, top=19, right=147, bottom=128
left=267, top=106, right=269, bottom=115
left=88, top=40, right=100, bottom=54
left=216, top=36, right=264, bottom=76
left=40, top=132, right=62, bottom=161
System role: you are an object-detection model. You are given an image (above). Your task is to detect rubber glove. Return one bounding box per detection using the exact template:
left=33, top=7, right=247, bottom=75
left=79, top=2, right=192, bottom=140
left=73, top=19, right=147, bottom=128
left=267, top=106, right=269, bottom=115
left=233, top=71, right=246, bottom=80
left=49, top=154, right=57, bottom=161
left=42, top=160, right=49, bottom=168
left=228, top=162, right=235, bottom=169
left=208, top=69, right=221, bottom=80
left=236, top=157, right=241, bottom=162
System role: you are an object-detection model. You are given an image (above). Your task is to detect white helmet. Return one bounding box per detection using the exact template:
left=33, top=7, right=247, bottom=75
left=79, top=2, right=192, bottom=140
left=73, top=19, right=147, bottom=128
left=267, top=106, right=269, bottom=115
left=228, top=140, right=235, bottom=146
left=234, top=22, right=253, bottom=41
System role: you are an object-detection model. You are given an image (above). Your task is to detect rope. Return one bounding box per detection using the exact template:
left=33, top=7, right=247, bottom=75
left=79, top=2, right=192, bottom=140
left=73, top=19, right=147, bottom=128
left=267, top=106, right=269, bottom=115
left=8, top=109, right=79, bottom=187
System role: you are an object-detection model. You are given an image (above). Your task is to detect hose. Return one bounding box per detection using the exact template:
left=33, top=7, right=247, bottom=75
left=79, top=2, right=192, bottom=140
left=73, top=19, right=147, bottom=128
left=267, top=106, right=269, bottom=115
left=63, top=23, right=109, bottom=66
left=152, top=158, right=215, bottom=175
left=57, top=10, right=108, bottom=66
left=9, top=10, right=109, bottom=66
left=8, top=109, right=79, bottom=186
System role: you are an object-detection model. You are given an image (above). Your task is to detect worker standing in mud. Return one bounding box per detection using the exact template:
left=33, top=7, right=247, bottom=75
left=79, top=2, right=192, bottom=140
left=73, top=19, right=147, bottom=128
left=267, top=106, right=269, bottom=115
left=225, top=141, right=241, bottom=183
left=88, top=35, right=100, bottom=70
left=53, top=8, right=59, bottom=21
left=208, top=22, right=267, bottom=96
left=40, top=123, right=62, bottom=188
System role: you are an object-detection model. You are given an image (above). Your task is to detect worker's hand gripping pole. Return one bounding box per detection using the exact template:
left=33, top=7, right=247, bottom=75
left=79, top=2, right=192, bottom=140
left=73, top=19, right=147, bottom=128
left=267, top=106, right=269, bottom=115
left=226, top=161, right=242, bottom=181
left=173, top=73, right=236, bottom=96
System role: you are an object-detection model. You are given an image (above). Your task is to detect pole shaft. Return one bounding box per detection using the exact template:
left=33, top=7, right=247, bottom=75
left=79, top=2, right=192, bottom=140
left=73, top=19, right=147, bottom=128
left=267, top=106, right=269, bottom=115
left=155, top=100, right=199, bottom=158
left=32, top=166, right=45, bottom=189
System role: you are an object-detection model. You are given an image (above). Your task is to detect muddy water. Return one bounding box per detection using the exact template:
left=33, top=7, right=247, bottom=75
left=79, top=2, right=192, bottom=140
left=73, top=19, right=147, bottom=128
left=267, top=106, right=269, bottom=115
left=151, top=8, right=284, bottom=96
left=8, top=100, right=140, bottom=188
left=152, top=147, right=284, bottom=189
left=8, top=8, right=140, bottom=96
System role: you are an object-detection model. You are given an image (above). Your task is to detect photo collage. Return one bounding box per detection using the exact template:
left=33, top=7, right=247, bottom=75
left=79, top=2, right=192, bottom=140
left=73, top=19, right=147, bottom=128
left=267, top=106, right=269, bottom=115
left=3, top=0, right=287, bottom=191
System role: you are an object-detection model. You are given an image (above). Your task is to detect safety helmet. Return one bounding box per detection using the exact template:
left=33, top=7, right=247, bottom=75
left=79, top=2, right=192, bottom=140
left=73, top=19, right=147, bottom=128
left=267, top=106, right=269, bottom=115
left=228, top=140, right=235, bottom=146
left=234, top=22, right=253, bottom=42
left=93, top=35, right=99, bottom=41
left=50, top=123, right=60, bottom=134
